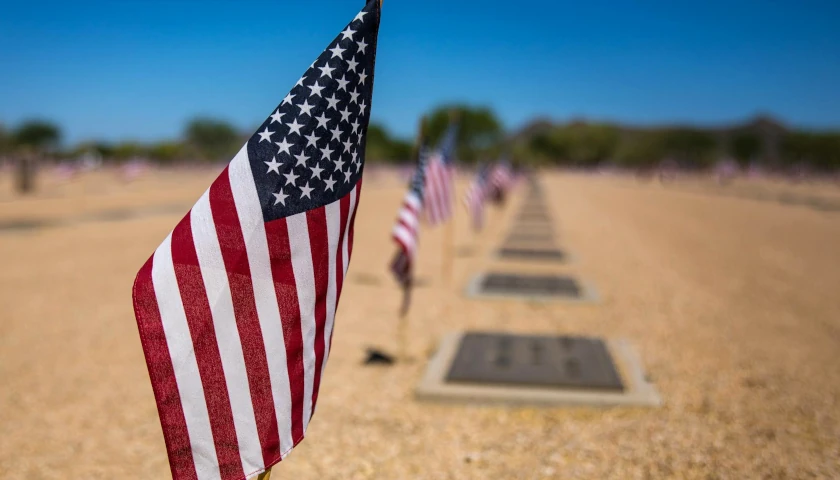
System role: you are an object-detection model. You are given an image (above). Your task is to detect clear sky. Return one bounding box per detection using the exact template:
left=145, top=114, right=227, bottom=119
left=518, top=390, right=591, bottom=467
left=2, top=0, right=839, bottom=145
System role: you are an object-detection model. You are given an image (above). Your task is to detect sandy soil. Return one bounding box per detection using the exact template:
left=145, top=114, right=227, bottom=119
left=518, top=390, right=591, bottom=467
left=1, top=168, right=839, bottom=479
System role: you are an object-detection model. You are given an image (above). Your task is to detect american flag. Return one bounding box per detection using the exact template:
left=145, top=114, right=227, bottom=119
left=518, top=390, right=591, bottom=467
left=463, top=164, right=491, bottom=231
left=390, top=146, right=430, bottom=287
left=131, top=3, right=380, bottom=480
left=422, top=122, right=458, bottom=225
left=489, top=159, right=515, bottom=195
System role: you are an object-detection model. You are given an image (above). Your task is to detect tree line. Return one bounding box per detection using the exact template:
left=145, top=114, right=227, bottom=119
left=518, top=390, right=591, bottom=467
left=3, top=108, right=839, bottom=172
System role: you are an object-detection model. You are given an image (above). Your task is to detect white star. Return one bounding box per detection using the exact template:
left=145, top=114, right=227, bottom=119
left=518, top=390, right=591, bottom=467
left=320, top=145, right=335, bottom=160
left=340, top=27, right=356, bottom=41
left=283, top=169, right=299, bottom=187
left=318, top=62, right=335, bottom=78
left=325, top=94, right=340, bottom=111
left=358, top=69, right=367, bottom=85
left=334, top=158, right=345, bottom=171
left=359, top=100, right=368, bottom=115
left=294, top=152, right=309, bottom=168
left=328, top=44, right=345, bottom=59
left=339, top=106, right=352, bottom=123
left=304, top=132, right=320, bottom=148
left=300, top=182, right=314, bottom=199
left=258, top=127, right=274, bottom=143
left=354, top=160, right=362, bottom=173
left=275, top=137, right=293, bottom=155
left=336, top=75, right=349, bottom=92
left=349, top=88, right=360, bottom=104
left=324, top=176, right=337, bottom=191
left=298, top=100, right=314, bottom=117
left=329, top=125, right=342, bottom=142
left=314, top=113, right=329, bottom=130
left=352, top=149, right=359, bottom=163
left=342, top=138, right=353, bottom=153
left=273, top=189, right=289, bottom=206
left=310, top=163, right=325, bottom=180
left=351, top=118, right=361, bottom=134
left=264, top=157, right=282, bottom=174
left=357, top=38, right=368, bottom=55
left=343, top=169, right=353, bottom=183
left=270, top=109, right=284, bottom=124
left=308, top=81, right=324, bottom=98
left=347, top=57, right=359, bottom=73
left=354, top=11, right=367, bottom=23
left=286, top=119, right=303, bottom=136
left=282, top=93, right=295, bottom=106
left=295, top=76, right=305, bottom=88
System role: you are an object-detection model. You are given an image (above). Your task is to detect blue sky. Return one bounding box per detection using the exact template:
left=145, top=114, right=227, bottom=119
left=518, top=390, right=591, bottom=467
left=2, top=0, right=839, bottom=145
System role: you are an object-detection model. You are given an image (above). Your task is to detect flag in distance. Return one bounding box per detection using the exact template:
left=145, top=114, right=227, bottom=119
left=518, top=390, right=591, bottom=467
left=391, top=146, right=430, bottom=287
left=463, top=164, right=491, bottom=231
left=422, top=122, right=458, bottom=226
left=489, top=159, right=515, bottom=198
left=131, top=2, right=381, bottom=480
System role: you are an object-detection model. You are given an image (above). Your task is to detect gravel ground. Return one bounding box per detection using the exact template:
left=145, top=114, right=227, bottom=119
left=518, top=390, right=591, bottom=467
left=1, top=169, right=839, bottom=479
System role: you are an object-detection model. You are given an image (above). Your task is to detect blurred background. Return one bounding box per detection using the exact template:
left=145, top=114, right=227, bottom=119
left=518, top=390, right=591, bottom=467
left=2, top=1, right=840, bottom=479
left=2, top=0, right=839, bottom=174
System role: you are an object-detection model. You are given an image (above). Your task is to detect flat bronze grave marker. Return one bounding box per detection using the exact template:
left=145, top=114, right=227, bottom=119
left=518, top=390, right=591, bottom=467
left=498, top=247, right=566, bottom=261
left=483, top=272, right=578, bottom=296
left=416, top=332, right=662, bottom=407
left=446, top=332, right=624, bottom=391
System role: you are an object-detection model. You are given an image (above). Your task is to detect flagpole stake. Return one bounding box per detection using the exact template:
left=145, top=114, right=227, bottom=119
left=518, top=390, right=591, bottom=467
left=256, top=468, right=272, bottom=480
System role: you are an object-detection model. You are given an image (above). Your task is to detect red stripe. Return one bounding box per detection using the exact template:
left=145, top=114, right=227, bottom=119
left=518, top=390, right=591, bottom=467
left=209, top=171, right=281, bottom=467
left=262, top=217, right=306, bottom=445
left=305, top=207, right=330, bottom=416
left=170, top=214, right=245, bottom=480
left=133, top=257, right=199, bottom=480
left=348, top=179, right=362, bottom=260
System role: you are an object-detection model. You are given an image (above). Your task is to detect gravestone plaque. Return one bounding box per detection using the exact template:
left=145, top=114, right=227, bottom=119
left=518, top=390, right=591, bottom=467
left=498, top=248, right=565, bottom=261
left=480, top=272, right=580, bottom=297
left=505, top=233, right=554, bottom=243
left=446, top=332, right=624, bottom=391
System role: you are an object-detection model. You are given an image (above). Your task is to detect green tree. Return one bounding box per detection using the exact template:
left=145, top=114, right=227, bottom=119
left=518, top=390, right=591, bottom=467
left=148, top=141, right=185, bottom=164
left=364, top=123, right=412, bottom=163
left=0, top=124, right=8, bottom=153
left=184, top=118, right=241, bottom=161
left=113, top=142, right=145, bottom=160
left=425, top=105, right=503, bottom=163
left=14, top=120, right=61, bottom=152
left=781, top=131, right=840, bottom=172
left=615, top=131, right=667, bottom=168
left=659, top=128, right=717, bottom=169
left=730, top=132, right=762, bottom=167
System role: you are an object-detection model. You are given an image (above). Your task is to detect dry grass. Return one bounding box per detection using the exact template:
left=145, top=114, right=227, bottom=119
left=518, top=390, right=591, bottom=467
left=1, top=168, right=839, bottom=479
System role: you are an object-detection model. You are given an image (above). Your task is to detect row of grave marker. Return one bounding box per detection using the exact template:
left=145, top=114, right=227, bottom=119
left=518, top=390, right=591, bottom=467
left=415, top=176, right=662, bottom=407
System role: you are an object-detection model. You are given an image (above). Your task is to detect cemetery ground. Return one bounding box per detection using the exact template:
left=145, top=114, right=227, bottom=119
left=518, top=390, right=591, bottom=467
left=1, top=168, right=839, bottom=479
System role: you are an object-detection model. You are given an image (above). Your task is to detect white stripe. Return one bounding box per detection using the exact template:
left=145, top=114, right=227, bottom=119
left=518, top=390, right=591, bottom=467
left=228, top=146, right=295, bottom=456
left=341, top=186, right=358, bottom=277
left=152, top=235, right=222, bottom=480
left=321, top=199, right=341, bottom=383
left=286, top=212, right=317, bottom=431
left=190, top=191, right=264, bottom=475
left=398, top=209, right=419, bottom=231
left=392, top=225, right=416, bottom=254
left=404, top=192, right=421, bottom=211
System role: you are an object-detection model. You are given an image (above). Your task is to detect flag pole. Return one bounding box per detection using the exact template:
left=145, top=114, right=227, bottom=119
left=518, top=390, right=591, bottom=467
left=397, top=116, right=427, bottom=361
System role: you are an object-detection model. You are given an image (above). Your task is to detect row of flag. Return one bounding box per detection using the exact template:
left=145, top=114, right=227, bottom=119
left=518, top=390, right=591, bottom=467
left=389, top=120, right=518, bottom=308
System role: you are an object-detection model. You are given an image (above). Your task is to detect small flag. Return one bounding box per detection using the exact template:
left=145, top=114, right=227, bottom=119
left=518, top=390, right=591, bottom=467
left=463, top=164, right=491, bottom=231
left=391, top=146, right=430, bottom=290
left=422, top=122, right=458, bottom=225
left=131, top=2, right=381, bottom=479
left=488, top=159, right=514, bottom=200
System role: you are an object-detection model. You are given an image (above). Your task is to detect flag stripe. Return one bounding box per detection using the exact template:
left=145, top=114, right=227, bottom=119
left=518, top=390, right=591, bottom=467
left=320, top=198, right=341, bottom=390
left=190, top=192, right=265, bottom=476
left=306, top=208, right=330, bottom=416
left=262, top=217, right=306, bottom=446
left=133, top=257, right=200, bottom=480
left=286, top=213, right=318, bottom=431
left=170, top=215, right=246, bottom=480
left=227, top=149, right=294, bottom=456
left=209, top=172, right=282, bottom=468
left=151, top=233, right=222, bottom=480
